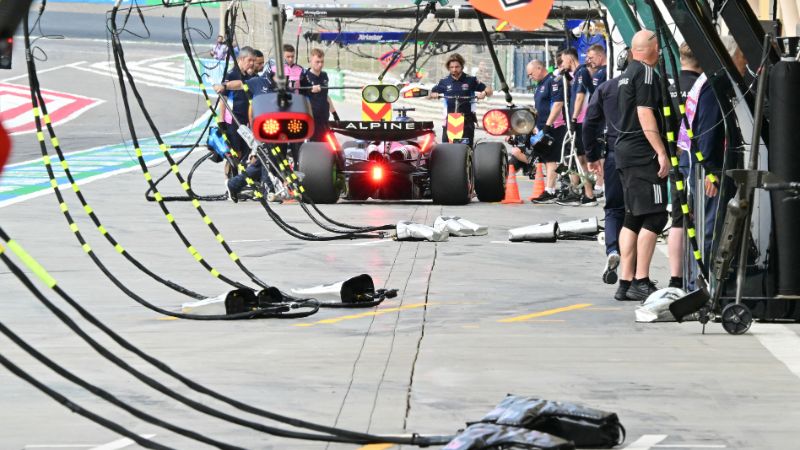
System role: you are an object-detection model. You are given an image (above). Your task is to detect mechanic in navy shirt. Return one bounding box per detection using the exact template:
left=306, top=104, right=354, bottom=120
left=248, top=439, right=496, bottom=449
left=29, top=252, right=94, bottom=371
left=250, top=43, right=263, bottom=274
left=508, top=60, right=552, bottom=171
left=214, top=64, right=283, bottom=203
left=531, top=56, right=570, bottom=204
left=300, top=48, right=339, bottom=143
left=428, top=53, right=493, bottom=145
left=220, top=46, right=256, bottom=175
left=583, top=73, right=624, bottom=288
left=586, top=44, right=608, bottom=90
left=555, top=48, right=597, bottom=205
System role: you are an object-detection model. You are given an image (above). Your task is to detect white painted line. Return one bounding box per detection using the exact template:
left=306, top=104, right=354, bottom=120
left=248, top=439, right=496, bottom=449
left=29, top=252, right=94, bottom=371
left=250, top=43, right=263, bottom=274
left=0, top=62, right=87, bottom=83
left=654, top=445, right=726, bottom=448
left=624, top=435, right=668, bottom=450
left=23, top=446, right=93, bottom=449
left=89, top=435, right=156, bottom=450
left=329, top=239, right=394, bottom=246
left=752, top=324, right=800, bottom=380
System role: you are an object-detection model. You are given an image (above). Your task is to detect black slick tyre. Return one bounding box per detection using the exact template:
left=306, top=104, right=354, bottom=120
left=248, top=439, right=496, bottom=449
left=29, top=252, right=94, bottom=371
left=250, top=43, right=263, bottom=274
left=297, top=142, right=340, bottom=204
left=429, top=143, right=472, bottom=205
left=473, top=141, right=507, bottom=202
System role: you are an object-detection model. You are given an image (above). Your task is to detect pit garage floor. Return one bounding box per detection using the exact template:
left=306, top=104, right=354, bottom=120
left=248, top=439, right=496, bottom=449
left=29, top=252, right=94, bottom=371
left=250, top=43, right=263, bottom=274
left=1, top=151, right=799, bottom=450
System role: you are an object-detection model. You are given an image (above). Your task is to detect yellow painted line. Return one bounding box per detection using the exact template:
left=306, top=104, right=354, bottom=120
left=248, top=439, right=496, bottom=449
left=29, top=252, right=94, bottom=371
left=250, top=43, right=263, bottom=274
left=157, top=316, right=179, bottom=321
left=498, top=303, right=593, bottom=323
left=293, top=303, right=427, bottom=327
left=358, top=445, right=394, bottom=450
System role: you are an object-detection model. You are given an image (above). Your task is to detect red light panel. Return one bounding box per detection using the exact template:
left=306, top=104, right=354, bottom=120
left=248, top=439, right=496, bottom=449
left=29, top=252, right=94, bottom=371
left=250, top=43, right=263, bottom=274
left=483, top=109, right=510, bottom=136
left=371, top=165, right=383, bottom=182
left=261, top=119, right=280, bottom=136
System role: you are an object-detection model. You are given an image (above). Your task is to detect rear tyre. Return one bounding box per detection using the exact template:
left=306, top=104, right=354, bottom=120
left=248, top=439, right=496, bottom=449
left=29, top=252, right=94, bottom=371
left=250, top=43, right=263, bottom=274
left=429, top=143, right=472, bottom=205
left=298, top=142, right=340, bottom=204
left=473, top=141, right=507, bottom=202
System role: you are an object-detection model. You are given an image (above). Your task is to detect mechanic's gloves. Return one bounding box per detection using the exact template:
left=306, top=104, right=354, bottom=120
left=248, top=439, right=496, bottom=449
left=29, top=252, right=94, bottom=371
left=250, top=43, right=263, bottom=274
left=332, top=111, right=341, bottom=122
left=543, top=124, right=553, bottom=135
left=570, top=118, right=578, bottom=130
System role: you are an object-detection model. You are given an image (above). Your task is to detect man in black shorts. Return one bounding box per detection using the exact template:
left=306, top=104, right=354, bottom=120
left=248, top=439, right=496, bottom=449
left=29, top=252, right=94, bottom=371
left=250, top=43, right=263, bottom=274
left=613, top=30, right=670, bottom=301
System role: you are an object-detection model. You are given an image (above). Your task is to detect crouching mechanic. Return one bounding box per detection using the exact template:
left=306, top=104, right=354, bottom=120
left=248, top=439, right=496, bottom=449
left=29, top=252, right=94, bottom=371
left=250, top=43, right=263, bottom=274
left=428, top=53, right=492, bottom=145
left=214, top=70, right=283, bottom=203
left=614, top=30, right=670, bottom=301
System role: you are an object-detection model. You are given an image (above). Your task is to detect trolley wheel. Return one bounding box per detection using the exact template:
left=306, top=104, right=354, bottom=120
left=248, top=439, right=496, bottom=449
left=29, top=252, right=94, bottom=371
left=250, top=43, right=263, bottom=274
left=721, top=303, right=753, bottom=335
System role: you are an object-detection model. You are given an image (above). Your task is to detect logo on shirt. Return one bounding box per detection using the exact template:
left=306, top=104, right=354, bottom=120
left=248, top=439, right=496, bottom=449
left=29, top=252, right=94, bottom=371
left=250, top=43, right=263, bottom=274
left=446, top=85, right=452, bottom=91
left=462, top=83, right=469, bottom=90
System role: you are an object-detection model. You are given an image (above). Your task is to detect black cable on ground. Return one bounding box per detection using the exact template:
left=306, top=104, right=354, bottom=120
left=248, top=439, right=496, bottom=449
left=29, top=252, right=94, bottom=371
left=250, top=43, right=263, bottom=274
left=0, top=354, right=169, bottom=450
left=0, top=232, right=350, bottom=443
left=22, top=11, right=208, bottom=301
left=107, top=2, right=268, bottom=292
left=0, top=319, right=241, bottom=449
left=0, top=230, right=450, bottom=446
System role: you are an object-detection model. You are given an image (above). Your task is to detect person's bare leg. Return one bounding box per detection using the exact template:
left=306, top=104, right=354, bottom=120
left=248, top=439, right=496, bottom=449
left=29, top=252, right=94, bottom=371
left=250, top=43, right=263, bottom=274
left=635, top=229, right=659, bottom=280
left=668, top=227, right=684, bottom=278
left=546, top=162, right=558, bottom=190
left=619, top=227, right=638, bottom=282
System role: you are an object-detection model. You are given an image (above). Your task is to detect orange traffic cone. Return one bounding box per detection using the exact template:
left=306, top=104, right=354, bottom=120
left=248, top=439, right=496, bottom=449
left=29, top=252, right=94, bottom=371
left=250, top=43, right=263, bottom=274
left=528, top=163, right=546, bottom=201
left=501, top=164, right=524, bottom=204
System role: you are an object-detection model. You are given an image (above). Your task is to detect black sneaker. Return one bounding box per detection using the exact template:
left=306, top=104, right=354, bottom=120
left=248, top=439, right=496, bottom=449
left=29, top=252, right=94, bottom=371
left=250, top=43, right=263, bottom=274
left=555, top=192, right=582, bottom=206
left=614, top=281, right=631, bottom=301
left=626, top=278, right=659, bottom=301
left=602, top=252, right=620, bottom=285
left=226, top=182, right=239, bottom=203
left=580, top=195, right=598, bottom=207
left=531, top=191, right=557, bottom=204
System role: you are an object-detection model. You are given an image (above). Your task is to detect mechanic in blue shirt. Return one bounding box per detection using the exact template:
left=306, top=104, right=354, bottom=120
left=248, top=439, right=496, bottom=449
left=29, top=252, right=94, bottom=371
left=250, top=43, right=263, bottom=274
left=556, top=47, right=598, bottom=206
left=220, top=46, right=255, bottom=175
left=531, top=56, right=570, bottom=204
left=586, top=44, right=608, bottom=90
left=428, top=53, right=493, bottom=145
left=509, top=60, right=554, bottom=172
left=300, top=48, right=339, bottom=143
left=214, top=65, right=283, bottom=203
left=583, top=70, right=624, bottom=287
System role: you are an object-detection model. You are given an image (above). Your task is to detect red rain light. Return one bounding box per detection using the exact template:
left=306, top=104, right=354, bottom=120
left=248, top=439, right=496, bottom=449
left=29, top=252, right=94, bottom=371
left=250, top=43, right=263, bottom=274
left=371, top=165, right=384, bottom=182
left=482, top=109, right=510, bottom=136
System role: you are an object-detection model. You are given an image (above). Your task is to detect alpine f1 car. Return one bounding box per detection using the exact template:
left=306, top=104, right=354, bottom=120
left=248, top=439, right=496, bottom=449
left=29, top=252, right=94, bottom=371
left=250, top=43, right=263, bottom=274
left=296, top=84, right=509, bottom=205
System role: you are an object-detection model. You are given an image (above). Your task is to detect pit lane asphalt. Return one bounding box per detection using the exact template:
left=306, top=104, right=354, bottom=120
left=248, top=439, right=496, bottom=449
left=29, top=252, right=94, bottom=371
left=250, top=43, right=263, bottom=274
left=2, top=10, right=800, bottom=448
left=1, top=145, right=799, bottom=449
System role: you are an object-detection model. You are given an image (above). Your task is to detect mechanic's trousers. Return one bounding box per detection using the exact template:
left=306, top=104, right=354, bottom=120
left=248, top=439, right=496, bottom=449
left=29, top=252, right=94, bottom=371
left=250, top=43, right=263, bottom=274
left=603, top=148, right=625, bottom=256
left=227, top=159, right=275, bottom=196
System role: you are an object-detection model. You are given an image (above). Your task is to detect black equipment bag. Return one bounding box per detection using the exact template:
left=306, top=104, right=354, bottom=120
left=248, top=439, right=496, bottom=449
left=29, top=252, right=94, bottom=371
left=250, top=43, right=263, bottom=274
left=481, top=395, right=625, bottom=448
left=444, top=422, right=575, bottom=450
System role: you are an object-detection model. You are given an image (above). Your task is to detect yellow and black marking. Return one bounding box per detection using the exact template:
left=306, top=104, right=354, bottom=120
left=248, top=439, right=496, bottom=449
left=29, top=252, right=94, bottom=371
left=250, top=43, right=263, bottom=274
left=29, top=95, right=206, bottom=299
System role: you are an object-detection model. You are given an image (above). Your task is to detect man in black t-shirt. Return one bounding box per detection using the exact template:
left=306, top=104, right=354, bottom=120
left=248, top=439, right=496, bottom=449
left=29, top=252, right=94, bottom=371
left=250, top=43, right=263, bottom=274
left=613, top=30, right=670, bottom=302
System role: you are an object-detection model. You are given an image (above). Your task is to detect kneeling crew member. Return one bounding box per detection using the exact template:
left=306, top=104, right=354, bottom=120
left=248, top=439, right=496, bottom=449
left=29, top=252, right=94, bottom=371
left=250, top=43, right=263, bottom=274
left=614, top=30, right=670, bottom=301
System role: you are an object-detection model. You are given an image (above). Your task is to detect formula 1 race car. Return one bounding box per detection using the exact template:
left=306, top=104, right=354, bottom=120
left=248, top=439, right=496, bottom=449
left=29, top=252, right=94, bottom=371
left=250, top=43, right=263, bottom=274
left=296, top=85, right=508, bottom=205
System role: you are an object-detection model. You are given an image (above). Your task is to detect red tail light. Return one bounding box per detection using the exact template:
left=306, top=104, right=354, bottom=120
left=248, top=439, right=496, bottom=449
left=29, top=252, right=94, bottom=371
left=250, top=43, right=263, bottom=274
left=371, top=165, right=384, bottom=182
left=324, top=132, right=340, bottom=152
left=261, top=119, right=280, bottom=137
left=419, top=132, right=434, bottom=153
left=483, top=109, right=510, bottom=136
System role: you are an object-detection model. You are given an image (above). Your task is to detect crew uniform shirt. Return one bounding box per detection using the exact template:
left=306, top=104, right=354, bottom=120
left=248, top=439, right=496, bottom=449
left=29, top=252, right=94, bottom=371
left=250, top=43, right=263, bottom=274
left=591, top=65, right=608, bottom=90
left=299, top=69, right=331, bottom=141
left=245, top=72, right=276, bottom=98
left=226, top=67, right=252, bottom=125
left=533, top=72, right=555, bottom=130
left=614, top=60, right=665, bottom=169
left=673, top=69, right=701, bottom=173
left=430, top=73, right=486, bottom=119
left=550, top=72, right=566, bottom=128
left=570, top=64, right=594, bottom=122
left=582, top=76, right=620, bottom=162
